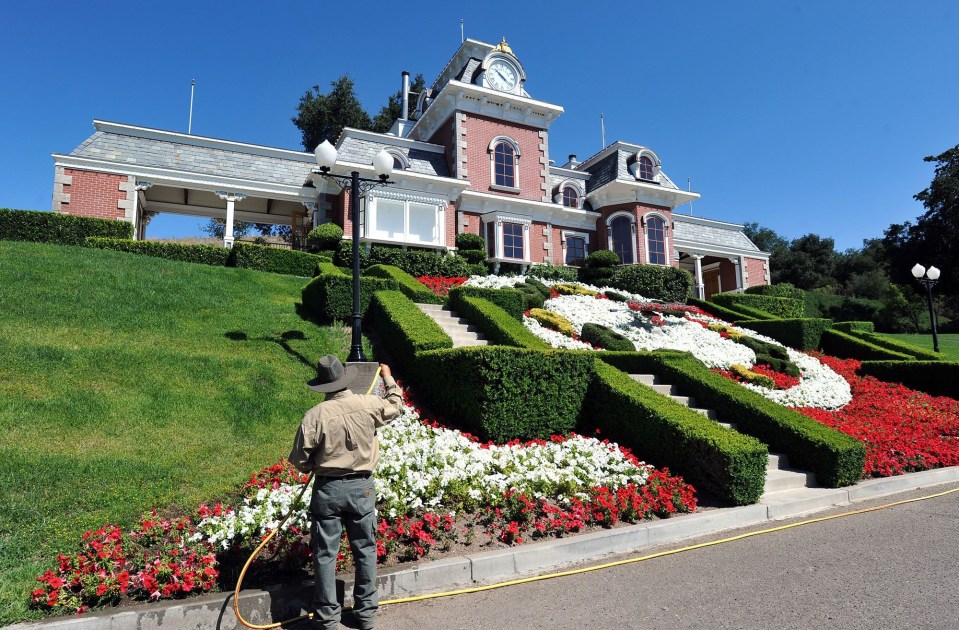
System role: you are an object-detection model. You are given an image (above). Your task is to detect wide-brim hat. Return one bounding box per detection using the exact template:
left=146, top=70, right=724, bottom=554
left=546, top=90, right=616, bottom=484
left=307, top=355, right=358, bottom=393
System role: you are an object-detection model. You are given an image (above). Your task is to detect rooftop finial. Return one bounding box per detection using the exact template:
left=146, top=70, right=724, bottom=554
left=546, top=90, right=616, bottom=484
left=494, top=36, right=514, bottom=56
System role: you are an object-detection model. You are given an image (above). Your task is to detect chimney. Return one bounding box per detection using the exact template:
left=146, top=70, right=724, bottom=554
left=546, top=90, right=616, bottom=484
left=401, top=71, right=410, bottom=121
left=568, top=154, right=578, bottom=167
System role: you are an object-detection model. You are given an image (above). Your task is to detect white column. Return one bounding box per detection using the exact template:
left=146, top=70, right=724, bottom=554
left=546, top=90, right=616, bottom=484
left=693, top=254, right=705, bottom=300
left=737, top=256, right=747, bottom=290
left=133, top=181, right=153, bottom=241
left=216, top=191, right=247, bottom=248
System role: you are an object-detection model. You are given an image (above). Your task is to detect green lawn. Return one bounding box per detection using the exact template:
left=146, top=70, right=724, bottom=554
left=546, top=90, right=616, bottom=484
left=0, top=240, right=364, bottom=624
left=873, top=332, right=959, bottom=361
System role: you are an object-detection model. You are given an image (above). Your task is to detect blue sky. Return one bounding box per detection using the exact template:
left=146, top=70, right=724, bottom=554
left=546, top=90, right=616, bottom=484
left=2, top=0, right=956, bottom=251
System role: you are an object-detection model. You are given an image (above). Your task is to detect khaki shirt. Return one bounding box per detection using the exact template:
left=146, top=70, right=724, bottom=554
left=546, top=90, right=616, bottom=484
left=288, top=375, right=403, bottom=476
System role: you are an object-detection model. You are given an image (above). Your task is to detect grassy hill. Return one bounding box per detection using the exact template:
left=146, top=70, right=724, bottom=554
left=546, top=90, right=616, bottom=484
left=0, top=241, right=360, bottom=623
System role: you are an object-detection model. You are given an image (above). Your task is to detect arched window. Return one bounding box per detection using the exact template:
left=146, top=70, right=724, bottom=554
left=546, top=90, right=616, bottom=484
left=646, top=215, right=667, bottom=264
left=493, top=141, right=516, bottom=188
left=638, top=155, right=654, bottom=180
left=562, top=186, right=579, bottom=208
left=610, top=216, right=634, bottom=264
left=386, top=149, right=409, bottom=171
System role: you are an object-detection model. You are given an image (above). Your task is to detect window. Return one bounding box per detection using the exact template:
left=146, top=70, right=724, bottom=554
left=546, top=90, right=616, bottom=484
left=392, top=157, right=405, bottom=170
left=491, top=140, right=518, bottom=188
left=503, top=222, right=524, bottom=259
left=486, top=222, right=496, bottom=257
left=610, top=216, right=634, bottom=264
left=646, top=215, right=667, bottom=265
left=386, top=149, right=409, bottom=171
left=562, top=187, right=579, bottom=208
left=367, top=194, right=444, bottom=245
left=565, top=236, right=587, bottom=265
left=638, top=155, right=654, bottom=180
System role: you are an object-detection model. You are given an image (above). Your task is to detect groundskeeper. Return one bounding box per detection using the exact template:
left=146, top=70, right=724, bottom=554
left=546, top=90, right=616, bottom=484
left=288, top=355, right=403, bottom=630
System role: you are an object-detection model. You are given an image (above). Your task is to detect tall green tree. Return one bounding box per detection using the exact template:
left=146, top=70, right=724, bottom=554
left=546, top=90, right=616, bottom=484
left=292, top=75, right=372, bottom=151
left=371, top=74, right=426, bottom=133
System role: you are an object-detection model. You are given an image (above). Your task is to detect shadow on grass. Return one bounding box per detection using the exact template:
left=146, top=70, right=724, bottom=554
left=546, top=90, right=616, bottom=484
left=225, top=329, right=313, bottom=369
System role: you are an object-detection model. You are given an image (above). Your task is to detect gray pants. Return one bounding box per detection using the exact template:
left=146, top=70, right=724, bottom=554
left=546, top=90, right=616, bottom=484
left=309, top=476, right=378, bottom=630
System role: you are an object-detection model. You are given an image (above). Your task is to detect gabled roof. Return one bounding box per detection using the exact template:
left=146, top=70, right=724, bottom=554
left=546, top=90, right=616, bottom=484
left=673, top=214, right=766, bottom=256
left=336, top=130, right=451, bottom=178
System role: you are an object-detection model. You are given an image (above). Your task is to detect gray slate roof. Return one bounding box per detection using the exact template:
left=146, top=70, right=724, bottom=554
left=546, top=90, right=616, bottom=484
left=673, top=216, right=763, bottom=253
left=337, top=136, right=451, bottom=177
left=581, top=149, right=680, bottom=193
left=71, top=131, right=314, bottom=186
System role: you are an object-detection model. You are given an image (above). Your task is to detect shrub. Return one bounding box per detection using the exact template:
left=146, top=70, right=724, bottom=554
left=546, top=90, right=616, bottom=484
left=745, top=283, right=805, bottom=300
left=610, top=265, right=693, bottom=303
left=712, top=292, right=804, bottom=318
left=363, top=264, right=444, bottom=305
left=730, top=364, right=776, bottom=389
left=833, top=321, right=875, bottom=334
left=604, top=290, right=630, bottom=302
left=1, top=209, right=133, bottom=245
left=301, top=274, right=397, bottom=322
left=580, top=323, right=635, bottom=351
left=368, top=291, right=452, bottom=375
left=333, top=239, right=371, bottom=268
left=528, top=308, right=576, bottom=337
left=524, top=277, right=552, bottom=299
left=447, top=286, right=527, bottom=320
left=597, top=351, right=866, bottom=488
left=229, top=243, right=325, bottom=276
left=856, top=332, right=945, bottom=361
left=447, top=294, right=550, bottom=349
left=819, top=329, right=913, bottom=361
left=553, top=283, right=598, bottom=297
left=84, top=238, right=230, bottom=266
left=455, top=233, right=486, bottom=250
left=734, top=318, right=833, bottom=351
left=804, top=291, right=883, bottom=323
left=306, top=223, right=344, bottom=250
left=456, top=249, right=487, bottom=265
left=584, top=249, right=620, bottom=268
left=859, top=360, right=959, bottom=398
left=584, top=359, right=768, bottom=505
left=513, top=282, right=546, bottom=309
left=527, top=262, right=578, bottom=281
left=316, top=261, right=344, bottom=276
left=417, top=347, right=593, bottom=441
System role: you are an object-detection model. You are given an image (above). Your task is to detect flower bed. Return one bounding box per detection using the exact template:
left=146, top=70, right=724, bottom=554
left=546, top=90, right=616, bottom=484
left=416, top=275, right=468, bottom=297
left=31, top=394, right=696, bottom=616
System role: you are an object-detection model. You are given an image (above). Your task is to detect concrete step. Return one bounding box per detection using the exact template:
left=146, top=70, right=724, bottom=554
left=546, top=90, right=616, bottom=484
left=651, top=383, right=678, bottom=395
left=630, top=374, right=660, bottom=386
left=415, top=303, right=449, bottom=312
left=436, top=320, right=482, bottom=333
left=717, top=422, right=738, bottom=430
left=453, top=338, right=489, bottom=347
left=670, top=395, right=697, bottom=408
left=768, top=452, right=789, bottom=469
left=764, top=467, right=817, bottom=494
left=690, top=407, right=718, bottom=420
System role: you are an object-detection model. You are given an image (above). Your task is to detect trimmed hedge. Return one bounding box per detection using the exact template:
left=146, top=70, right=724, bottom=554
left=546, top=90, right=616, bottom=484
left=363, top=264, right=444, bottom=305
left=229, top=242, right=324, bottom=276
left=455, top=232, right=486, bottom=250
left=306, top=223, right=343, bottom=250
left=335, top=241, right=477, bottom=277
left=744, top=283, right=805, bottom=300
left=819, top=329, right=913, bottom=361
left=583, top=360, right=768, bottom=505
left=734, top=318, right=833, bottom=351
left=859, top=360, right=959, bottom=398
left=524, top=277, right=552, bottom=299
left=301, top=273, right=397, bottom=322
left=84, top=238, right=230, bottom=266
left=513, top=282, right=546, bottom=309
left=456, top=249, right=487, bottom=265
left=417, top=347, right=594, bottom=442
left=580, top=323, right=635, bottom=351
left=684, top=296, right=749, bottom=322
left=447, top=294, right=550, bottom=349
left=610, top=264, right=693, bottom=303
left=833, top=321, right=875, bottom=334
left=0, top=208, right=133, bottom=245
left=447, top=286, right=527, bottom=320
left=597, top=351, right=866, bottom=488
left=527, top=262, right=578, bottom=281
left=857, top=332, right=945, bottom=361
left=712, top=292, right=803, bottom=318
left=368, top=291, right=452, bottom=375
left=316, top=261, right=344, bottom=276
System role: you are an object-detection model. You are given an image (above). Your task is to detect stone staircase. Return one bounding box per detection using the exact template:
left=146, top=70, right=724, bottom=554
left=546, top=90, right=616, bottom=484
left=629, top=373, right=817, bottom=500
left=416, top=303, right=489, bottom=347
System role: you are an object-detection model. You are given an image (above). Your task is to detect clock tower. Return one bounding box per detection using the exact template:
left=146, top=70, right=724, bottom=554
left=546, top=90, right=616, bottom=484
left=479, top=38, right=526, bottom=96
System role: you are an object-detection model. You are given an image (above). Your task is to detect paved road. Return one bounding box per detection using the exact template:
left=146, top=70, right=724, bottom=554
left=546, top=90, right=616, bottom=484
left=372, top=482, right=959, bottom=630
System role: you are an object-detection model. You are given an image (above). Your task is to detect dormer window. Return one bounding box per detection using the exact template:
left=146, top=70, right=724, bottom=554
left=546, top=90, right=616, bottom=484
left=628, top=150, right=662, bottom=182
left=386, top=150, right=409, bottom=171
left=562, top=187, right=579, bottom=208
left=638, top=156, right=654, bottom=181
left=489, top=137, right=521, bottom=192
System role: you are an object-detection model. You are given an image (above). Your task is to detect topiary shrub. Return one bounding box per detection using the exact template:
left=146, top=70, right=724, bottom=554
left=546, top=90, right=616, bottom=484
left=306, top=223, right=344, bottom=251
left=524, top=277, right=552, bottom=299
left=528, top=308, right=576, bottom=337
left=513, top=282, right=546, bottom=309
left=527, top=262, right=578, bottom=281
left=553, top=283, right=598, bottom=297
left=456, top=249, right=487, bottom=265
left=712, top=292, right=804, bottom=318
left=447, top=286, right=527, bottom=320
left=455, top=232, right=486, bottom=250
left=584, top=249, right=620, bottom=268
left=229, top=243, right=325, bottom=276
left=1, top=209, right=134, bottom=245
left=363, top=264, right=444, bottom=305
left=610, top=265, right=693, bottom=303
left=604, top=290, right=630, bottom=302
left=734, top=318, right=833, bottom=351
left=84, top=238, right=230, bottom=266
left=580, top=323, right=635, bottom=351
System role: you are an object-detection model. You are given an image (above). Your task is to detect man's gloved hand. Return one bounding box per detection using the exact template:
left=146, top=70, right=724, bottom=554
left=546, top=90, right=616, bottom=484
left=379, top=363, right=392, bottom=379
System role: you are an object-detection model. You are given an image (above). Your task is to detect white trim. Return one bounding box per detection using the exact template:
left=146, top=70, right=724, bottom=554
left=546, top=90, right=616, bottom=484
left=673, top=237, right=770, bottom=259
left=365, top=192, right=447, bottom=248
left=586, top=178, right=699, bottom=210
left=489, top=136, right=520, bottom=189
left=458, top=190, right=598, bottom=230
left=554, top=179, right=585, bottom=207
left=385, top=149, right=410, bottom=171
left=641, top=212, right=670, bottom=265
left=483, top=215, right=530, bottom=262
left=561, top=229, right=590, bottom=265
left=606, top=211, right=638, bottom=265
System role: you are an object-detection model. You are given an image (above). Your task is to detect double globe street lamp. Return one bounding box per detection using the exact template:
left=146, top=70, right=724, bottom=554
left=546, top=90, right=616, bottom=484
left=313, top=140, right=394, bottom=362
left=911, top=263, right=942, bottom=353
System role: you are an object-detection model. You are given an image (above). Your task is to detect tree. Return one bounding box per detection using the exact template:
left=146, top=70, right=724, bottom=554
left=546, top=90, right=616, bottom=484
left=371, top=74, right=426, bottom=133
left=202, top=220, right=291, bottom=241
left=292, top=75, right=372, bottom=151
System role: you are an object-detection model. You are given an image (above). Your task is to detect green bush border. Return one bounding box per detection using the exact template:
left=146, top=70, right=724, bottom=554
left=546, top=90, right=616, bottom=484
left=229, top=243, right=325, bottom=276
left=447, top=285, right=527, bottom=320
left=363, top=264, right=444, bottom=305
left=610, top=264, right=693, bottom=303
left=712, top=293, right=802, bottom=318
left=84, top=237, right=230, bottom=266
left=685, top=297, right=753, bottom=322
left=301, top=273, right=397, bottom=322
left=597, top=351, right=866, bottom=488
left=734, top=318, right=833, bottom=350
left=819, top=329, right=913, bottom=361
left=832, top=321, right=875, bottom=334
left=856, top=332, right=944, bottom=361
left=447, top=293, right=549, bottom=349
left=1, top=209, right=133, bottom=245
left=368, top=290, right=452, bottom=375
left=859, top=360, right=959, bottom=398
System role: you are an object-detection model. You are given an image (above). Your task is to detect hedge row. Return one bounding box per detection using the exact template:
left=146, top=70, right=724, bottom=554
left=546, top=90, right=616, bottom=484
left=301, top=273, right=397, bottom=322
left=832, top=321, right=875, bottom=334
left=819, top=329, right=913, bottom=361
left=447, top=294, right=549, bottom=349
left=744, top=283, right=806, bottom=300
left=84, top=237, right=230, bottom=266
left=856, top=332, right=944, bottom=361
left=583, top=360, right=768, bottom=505
left=230, top=242, right=325, bottom=276
left=335, top=241, right=483, bottom=277
left=608, top=264, right=693, bottom=303
left=712, top=292, right=803, bottom=319
left=417, top=347, right=594, bottom=442
left=368, top=291, right=452, bottom=376
left=596, top=351, right=866, bottom=488
left=447, top=285, right=527, bottom=320
left=363, top=264, right=444, bottom=305
left=685, top=297, right=752, bottom=323
left=580, top=323, right=635, bottom=351
left=734, top=318, right=833, bottom=351
left=1, top=209, right=133, bottom=245
left=859, top=360, right=959, bottom=399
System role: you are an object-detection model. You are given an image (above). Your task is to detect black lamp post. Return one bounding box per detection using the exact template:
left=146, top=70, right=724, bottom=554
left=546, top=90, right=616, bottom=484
left=313, top=140, right=394, bottom=362
left=911, top=263, right=942, bottom=353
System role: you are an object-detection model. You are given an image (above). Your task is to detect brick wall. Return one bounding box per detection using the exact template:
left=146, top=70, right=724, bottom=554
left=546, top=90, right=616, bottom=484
left=56, top=168, right=132, bottom=221
left=719, top=258, right=740, bottom=291
left=428, top=118, right=456, bottom=177
left=462, top=113, right=545, bottom=201
left=596, top=202, right=676, bottom=266
left=744, top=256, right=769, bottom=288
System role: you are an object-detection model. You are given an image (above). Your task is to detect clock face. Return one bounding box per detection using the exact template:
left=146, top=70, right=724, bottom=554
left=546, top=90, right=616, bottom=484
left=486, top=60, right=518, bottom=92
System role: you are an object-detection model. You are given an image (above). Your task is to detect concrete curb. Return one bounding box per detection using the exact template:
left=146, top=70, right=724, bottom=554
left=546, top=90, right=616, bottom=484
left=9, top=467, right=959, bottom=630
